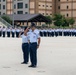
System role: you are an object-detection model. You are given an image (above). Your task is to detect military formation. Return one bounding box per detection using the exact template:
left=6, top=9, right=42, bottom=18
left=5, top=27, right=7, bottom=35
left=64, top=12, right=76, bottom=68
left=39, top=28, right=76, bottom=37
left=0, top=26, right=76, bottom=38
left=0, top=26, right=23, bottom=38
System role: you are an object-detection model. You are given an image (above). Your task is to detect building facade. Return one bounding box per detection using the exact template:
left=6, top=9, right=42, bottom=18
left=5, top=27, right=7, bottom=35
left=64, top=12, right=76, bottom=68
left=0, top=0, right=76, bottom=18
left=29, top=0, right=52, bottom=16
left=52, top=0, right=76, bottom=18
left=0, top=0, right=29, bottom=15
left=0, top=0, right=6, bottom=15
left=0, top=0, right=52, bottom=16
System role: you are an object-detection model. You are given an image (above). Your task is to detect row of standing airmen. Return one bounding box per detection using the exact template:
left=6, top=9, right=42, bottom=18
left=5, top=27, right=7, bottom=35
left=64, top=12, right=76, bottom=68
left=0, top=26, right=76, bottom=38
left=0, top=26, right=24, bottom=37
left=39, top=29, right=76, bottom=37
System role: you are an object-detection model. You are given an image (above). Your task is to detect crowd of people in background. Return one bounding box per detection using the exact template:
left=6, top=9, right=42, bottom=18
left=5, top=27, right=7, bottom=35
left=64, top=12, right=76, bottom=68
left=0, top=26, right=76, bottom=38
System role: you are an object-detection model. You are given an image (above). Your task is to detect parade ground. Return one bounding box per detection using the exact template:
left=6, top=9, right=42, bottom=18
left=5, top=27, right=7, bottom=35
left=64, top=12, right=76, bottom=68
left=0, top=37, right=76, bottom=75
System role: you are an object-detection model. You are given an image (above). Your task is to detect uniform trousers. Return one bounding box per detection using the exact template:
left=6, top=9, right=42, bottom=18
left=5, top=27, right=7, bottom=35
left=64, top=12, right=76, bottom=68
left=3, top=32, right=5, bottom=37
left=49, top=32, right=52, bottom=37
left=72, top=32, right=74, bottom=36
left=7, top=32, right=10, bottom=37
left=51, top=32, right=54, bottom=37
left=69, top=32, right=72, bottom=36
left=59, top=31, right=62, bottom=36
left=16, top=32, right=19, bottom=37
left=22, top=43, right=29, bottom=63
left=40, top=32, right=43, bottom=37
left=30, top=42, right=37, bottom=66
left=0, top=31, right=2, bottom=37
left=55, top=32, right=58, bottom=37
left=64, top=32, right=66, bottom=36
left=44, top=32, right=47, bottom=37
left=47, top=32, right=50, bottom=37
left=75, top=32, right=76, bottom=36
left=12, top=32, right=15, bottom=37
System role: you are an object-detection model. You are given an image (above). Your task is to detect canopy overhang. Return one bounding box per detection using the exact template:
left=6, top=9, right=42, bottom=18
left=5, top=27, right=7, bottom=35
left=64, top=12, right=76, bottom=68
left=8, top=14, right=51, bottom=23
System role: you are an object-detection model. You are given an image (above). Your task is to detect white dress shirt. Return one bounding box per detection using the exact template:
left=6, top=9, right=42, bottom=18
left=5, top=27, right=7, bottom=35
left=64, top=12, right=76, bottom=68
left=21, top=34, right=28, bottom=43
left=7, top=29, right=11, bottom=32
left=16, top=29, right=20, bottom=32
left=12, top=29, right=15, bottom=32
left=2, top=28, right=6, bottom=32
left=28, top=29, right=40, bottom=43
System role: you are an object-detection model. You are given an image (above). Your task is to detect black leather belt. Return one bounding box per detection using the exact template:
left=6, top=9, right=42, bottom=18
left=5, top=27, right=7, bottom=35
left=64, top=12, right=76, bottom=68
left=30, top=42, right=37, bottom=44
left=22, top=43, right=28, bottom=44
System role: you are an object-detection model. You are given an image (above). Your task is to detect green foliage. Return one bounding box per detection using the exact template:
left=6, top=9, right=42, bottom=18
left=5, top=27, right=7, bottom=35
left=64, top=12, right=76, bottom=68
left=53, top=14, right=75, bottom=27
left=1, top=15, right=12, bottom=24
left=69, top=18, right=75, bottom=25
left=53, top=14, right=64, bottom=27
left=54, top=19, right=64, bottom=27
left=53, top=14, right=63, bottom=21
left=45, top=16, right=52, bottom=25
left=62, top=18, right=69, bottom=27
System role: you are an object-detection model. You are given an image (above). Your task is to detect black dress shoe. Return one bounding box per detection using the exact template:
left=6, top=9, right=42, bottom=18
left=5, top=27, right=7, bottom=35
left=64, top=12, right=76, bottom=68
left=28, top=65, right=37, bottom=68
left=21, top=62, right=28, bottom=64
left=32, top=65, right=37, bottom=68
left=28, top=65, right=33, bottom=67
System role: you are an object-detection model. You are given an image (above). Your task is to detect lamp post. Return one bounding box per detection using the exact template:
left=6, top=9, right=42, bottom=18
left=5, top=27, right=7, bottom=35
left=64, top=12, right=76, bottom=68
left=12, top=0, right=14, bottom=27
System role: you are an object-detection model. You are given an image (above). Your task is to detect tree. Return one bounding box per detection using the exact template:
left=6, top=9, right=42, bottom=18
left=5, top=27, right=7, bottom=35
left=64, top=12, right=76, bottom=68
left=53, top=14, right=64, bottom=27
left=62, top=18, right=70, bottom=27
left=1, top=15, right=12, bottom=24
left=45, top=16, right=52, bottom=26
left=53, top=14, right=70, bottom=28
left=54, top=19, right=64, bottom=27
left=53, top=14, right=63, bottom=20
left=69, top=18, right=75, bottom=28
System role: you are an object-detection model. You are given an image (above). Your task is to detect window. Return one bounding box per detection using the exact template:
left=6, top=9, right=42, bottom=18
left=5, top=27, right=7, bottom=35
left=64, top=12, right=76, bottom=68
left=42, top=13, right=44, bottom=15
left=58, top=6, right=60, bottom=9
left=46, top=13, right=48, bottom=15
left=0, top=4, right=1, bottom=9
left=43, top=5, right=44, bottom=7
left=0, top=12, right=1, bottom=15
left=25, top=4, right=28, bottom=8
left=17, top=3, right=23, bottom=9
left=39, top=5, right=40, bottom=6
left=3, top=0, right=5, bottom=2
left=3, top=13, right=5, bottom=14
left=67, top=14, right=69, bottom=17
left=67, top=6, right=69, bottom=9
left=25, top=12, right=28, bottom=14
left=17, top=11, right=23, bottom=14
left=46, top=5, right=48, bottom=7
left=14, top=4, right=16, bottom=9
left=3, top=5, right=5, bottom=9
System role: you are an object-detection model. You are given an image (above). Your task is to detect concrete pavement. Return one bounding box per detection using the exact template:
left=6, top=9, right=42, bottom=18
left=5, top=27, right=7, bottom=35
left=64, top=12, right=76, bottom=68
left=0, top=37, right=76, bottom=75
